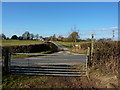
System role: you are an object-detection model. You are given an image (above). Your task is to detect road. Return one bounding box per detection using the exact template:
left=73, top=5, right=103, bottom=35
left=10, top=53, right=87, bottom=76
left=11, top=42, right=87, bottom=66
left=11, top=54, right=87, bottom=66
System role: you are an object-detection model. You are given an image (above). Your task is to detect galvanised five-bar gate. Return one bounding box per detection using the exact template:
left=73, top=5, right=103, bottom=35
left=3, top=48, right=90, bottom=76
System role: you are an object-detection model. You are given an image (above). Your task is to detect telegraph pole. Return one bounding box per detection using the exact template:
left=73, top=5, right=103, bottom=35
left=74, top=25, right=77, bottom=44
left=112, top=30, right=115, bottom=41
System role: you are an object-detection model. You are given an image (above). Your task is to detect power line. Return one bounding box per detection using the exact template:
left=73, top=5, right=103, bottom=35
left=112, top=30, right=115, bottom=41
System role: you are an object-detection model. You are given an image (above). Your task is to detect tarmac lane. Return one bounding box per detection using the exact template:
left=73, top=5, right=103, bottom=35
left=10, top=54, right=87, bottom=66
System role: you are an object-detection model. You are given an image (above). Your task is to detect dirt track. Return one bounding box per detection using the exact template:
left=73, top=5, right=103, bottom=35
left=29, top=76, right=96, bottom=88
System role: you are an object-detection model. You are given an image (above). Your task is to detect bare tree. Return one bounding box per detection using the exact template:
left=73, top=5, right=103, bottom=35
left=1, top=33, right=6, bottom=40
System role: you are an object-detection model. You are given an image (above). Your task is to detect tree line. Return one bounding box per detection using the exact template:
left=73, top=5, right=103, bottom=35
left=0, top=31, right=81, bottom=42
left=0, top=31, right=112, bottom=42
left=0, top=31, right=41, bottom=40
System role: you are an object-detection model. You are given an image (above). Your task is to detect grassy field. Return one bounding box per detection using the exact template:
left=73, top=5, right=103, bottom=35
left=1, top=40, right=90, bottom=47
left=54, top=41, right=90, bottom=54
left=11, top=51, right=52, bottom=58
left=1, top=40, right=56, bottom=59
left=1, top=40, right=90, bottom=54
left=1, top=40, right=44, bottom=46
left=54, top=41, right=90, bottom=48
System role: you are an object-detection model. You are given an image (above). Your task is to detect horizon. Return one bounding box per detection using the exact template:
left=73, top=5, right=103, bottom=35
left=2, top=2, right=118, bottom=40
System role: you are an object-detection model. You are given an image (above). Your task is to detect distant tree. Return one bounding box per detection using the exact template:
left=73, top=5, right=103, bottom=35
left=53, top=34, right=57, bottom=41
left=106, top=38, right=112, bottom=41
left=2, top=33, right=6, bottom=40
left=6, top=37, right=9, bottom=40
left=29, top=33, right=34, bottom=40
left=97, top=38, right=107, bottom=42
left=35, top=34, right=39, bottom=40
left=58, top=35, right=64, bottom=41
left=39, top=36, right=43, bottom=38
left=44, top=37, right=50, bottom=41
left=53, top=34, right=56, bottom=38
left=98, top=38, right=112, bottom=42
left=50, top=36, right=53, bottom=41
left=80, top=39, right=86, bottom=42
left=22, top=31, right=30, bottom=40
left=58, top=35, right=62, bottom=38
left=18, top=36, right=23, bottom=40
left=50, top=34, right=57, bottom=41
left=62, top=38, right=69, bottom=42
left=68, top=32, right=80, bottom=42
left=86, top=38, right=91, bottom=41
left=11, top=35, right=18, bottom=39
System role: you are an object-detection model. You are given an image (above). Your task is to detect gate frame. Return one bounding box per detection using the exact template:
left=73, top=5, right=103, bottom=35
left=4, top=48, right=90, bottom=76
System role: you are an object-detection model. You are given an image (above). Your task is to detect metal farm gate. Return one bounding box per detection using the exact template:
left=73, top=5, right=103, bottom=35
left=3, top=47, right=90, bottom=77
left=8, top=53, right=88, bottom=76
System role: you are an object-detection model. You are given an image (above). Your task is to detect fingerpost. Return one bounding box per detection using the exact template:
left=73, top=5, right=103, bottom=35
left=91, top=34, right=94, bottom=66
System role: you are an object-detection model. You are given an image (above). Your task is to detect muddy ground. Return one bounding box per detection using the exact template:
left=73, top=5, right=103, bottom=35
left=8, top=70, right=118, bottom=89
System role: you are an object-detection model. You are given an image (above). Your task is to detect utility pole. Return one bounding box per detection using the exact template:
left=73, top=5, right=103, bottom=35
left=112, top=30, right=115, bottom=41
left=72, top=25, right=77, bottom=47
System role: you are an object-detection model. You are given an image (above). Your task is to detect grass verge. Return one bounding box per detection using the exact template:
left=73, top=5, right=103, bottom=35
left=54, top=41, right=90, bottom=54
left=11, top=51, right=52, bottom=58
left=2, top=75, right=67, bottom=88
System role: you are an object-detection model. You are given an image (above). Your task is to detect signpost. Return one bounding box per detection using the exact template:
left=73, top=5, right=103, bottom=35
left=91, top=34, right=94, bottom=66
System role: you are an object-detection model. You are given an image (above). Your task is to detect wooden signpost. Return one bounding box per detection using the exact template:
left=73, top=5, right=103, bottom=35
left=90, top=34, right=94, bottom=66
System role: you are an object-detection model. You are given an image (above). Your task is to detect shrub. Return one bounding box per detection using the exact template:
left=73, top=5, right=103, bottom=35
left=91, top=41, right=119, bottom=75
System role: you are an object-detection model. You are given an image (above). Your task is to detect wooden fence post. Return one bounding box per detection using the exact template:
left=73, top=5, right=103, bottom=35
left=87, top=47, right=90, bottom=66
left=4, top=49, right=11, bottom=74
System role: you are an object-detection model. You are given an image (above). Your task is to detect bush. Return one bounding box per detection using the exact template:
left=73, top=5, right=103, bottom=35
left=2, top=42, right=58, bottom=56
left=92, top=41, right=119, bottom=75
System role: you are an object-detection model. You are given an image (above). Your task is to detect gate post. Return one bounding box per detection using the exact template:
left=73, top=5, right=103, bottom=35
left=90, top=34, right=94, bottom=66
left=87, top=47, right=90, bottom=66
left=91, top=34, right=94, bottom=56
left=4, top=49, right=11, bottom=74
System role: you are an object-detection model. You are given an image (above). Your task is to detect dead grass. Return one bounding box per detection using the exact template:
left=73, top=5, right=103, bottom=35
left=88, top=68, right=119, bottom=88
left=92, top=41, right=119, bottom=75
left=70, top=48, right=87, bottom=54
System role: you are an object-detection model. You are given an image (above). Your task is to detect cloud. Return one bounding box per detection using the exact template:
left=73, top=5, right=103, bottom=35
left=95, top=27, right=119, bottom=31
left=80, top=33, right=92, bottom=35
